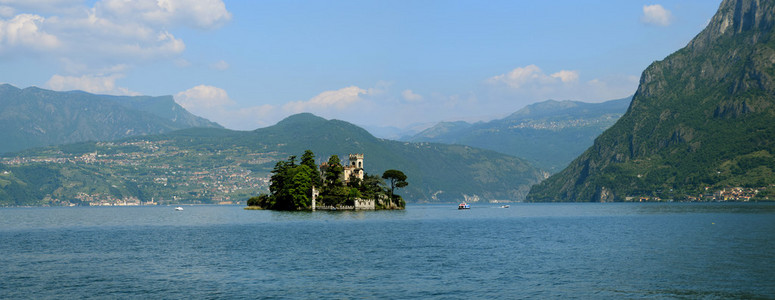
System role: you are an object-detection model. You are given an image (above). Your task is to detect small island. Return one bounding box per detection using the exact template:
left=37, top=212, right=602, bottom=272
left=246, top=150, right=406, bottom=210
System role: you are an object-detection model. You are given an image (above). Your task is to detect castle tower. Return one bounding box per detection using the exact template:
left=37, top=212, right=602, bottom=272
left=349, top=153, right=364, bottom=170
left=343, top=154, right=364, bottom=182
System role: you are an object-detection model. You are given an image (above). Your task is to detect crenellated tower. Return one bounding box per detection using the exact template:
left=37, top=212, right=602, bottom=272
left=349, top=154, right=363, bottom=169
left=343, top=153, right=364, bottom=182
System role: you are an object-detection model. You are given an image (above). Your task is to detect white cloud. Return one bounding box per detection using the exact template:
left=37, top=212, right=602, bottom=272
left=81, top=29, right=186, bottom=60
left=401, top=89, right=423, bottom=102
left=0, top=14, right=60, bottom=52
left=487, top=65, right=579, bottom=89
left=175, top=84, right=234, bottom=110
left=488, top=64, right=542, bottom=88
left=210, top=59, right=229, bottom=71
left=45, top=73, right=138, bottom=95
left=0, top=0, right=222, bottom=58
left=0, top=0, right=230, bottom=87
left=641, top=4, right=672, bottom=26
left=550, top=70, right=579, bottom=83
left=97, top=0, right=231, bottom=29
left=283, top=86, right=370, bottom=113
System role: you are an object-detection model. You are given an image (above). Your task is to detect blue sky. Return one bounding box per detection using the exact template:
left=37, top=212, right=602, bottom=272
left=0, top=0, right=720, bottom=131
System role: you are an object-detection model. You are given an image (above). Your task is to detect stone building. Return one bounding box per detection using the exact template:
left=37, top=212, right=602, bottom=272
left=320, top=153, right=364, bottom=184
left=343, top=153, right=364, bottom=183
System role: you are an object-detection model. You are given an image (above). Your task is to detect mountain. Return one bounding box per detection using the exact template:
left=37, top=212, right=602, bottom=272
left=409, top=121, right=472, bottom=140
left=527, top=0, right=775, bottom=202
left=407, top=97, right=631, bottom=172
left=0, top=84, right=221, bottom=154
left=0, top=113, right=545, bottom=206
left=361, top=122, right=437, bottom=140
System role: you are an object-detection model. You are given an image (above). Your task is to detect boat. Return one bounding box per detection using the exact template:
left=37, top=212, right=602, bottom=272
left=458, top=202, right=470, bottom=209
left=174, top=206, right=184, bottom=211
left=500, top=205, right=510, bottom=208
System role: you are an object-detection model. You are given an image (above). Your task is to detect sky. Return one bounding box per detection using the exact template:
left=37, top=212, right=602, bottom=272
left=0, top=0, right=722, bottom=131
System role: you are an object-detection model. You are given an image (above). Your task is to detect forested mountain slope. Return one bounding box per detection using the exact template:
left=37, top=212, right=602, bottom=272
left=0, top=84, right=221, bottom=154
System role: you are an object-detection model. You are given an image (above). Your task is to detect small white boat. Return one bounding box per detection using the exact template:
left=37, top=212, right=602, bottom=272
left=174, top=206, right=184, bottom=211
left=500, top=205, right=510, bottom=208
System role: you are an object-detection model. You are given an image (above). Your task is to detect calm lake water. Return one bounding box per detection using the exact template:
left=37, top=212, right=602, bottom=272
left=1, top=203, right=774, bottom=299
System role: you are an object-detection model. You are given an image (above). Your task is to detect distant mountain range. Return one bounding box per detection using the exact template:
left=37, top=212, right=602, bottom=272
left=528, top=0, right=775, bottom=202
left=406, top=97, right=631, bottom=172
left=0, top=113, right=545, bottom=206
left=0, top=84, right=221, bottom=154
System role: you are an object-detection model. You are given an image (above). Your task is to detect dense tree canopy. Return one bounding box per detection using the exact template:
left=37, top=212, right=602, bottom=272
left=262, top=154, right=315, bottom=210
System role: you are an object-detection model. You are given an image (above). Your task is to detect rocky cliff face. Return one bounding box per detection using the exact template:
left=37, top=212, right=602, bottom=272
left=527, top=0, right=775, bottom=202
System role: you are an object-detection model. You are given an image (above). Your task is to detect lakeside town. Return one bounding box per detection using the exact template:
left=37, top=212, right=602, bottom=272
left=1, top=139, right=278, bottom=206
left=626, top=186, right=772, bottom=202
left=508, top=116, right=621, bottom=131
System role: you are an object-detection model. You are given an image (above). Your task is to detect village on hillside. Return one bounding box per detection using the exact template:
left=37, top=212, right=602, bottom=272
left=626, top=186, right=772, bottom=202
left=1, top=140, right=275, bottom=206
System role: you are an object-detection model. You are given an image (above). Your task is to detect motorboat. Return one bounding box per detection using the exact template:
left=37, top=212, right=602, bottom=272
left=500, top=205, right=510, bottom=208
left=174, top=206, right=184, bottom=211
left=458, top=202, right=470, bottom=209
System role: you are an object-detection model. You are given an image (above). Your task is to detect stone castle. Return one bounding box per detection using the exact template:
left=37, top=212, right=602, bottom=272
left=319, top=153, right=364, bottom=184
left=343, top=153, right=364, bottom=183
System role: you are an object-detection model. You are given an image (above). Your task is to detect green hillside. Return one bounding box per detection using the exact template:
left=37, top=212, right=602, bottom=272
left=0, top=84, right=221, bottom=154
left=408, top=97, right=630, bottom=172
left=527, top=0, right=775, bottom=202
left=0, top=113, right=544, bottom=206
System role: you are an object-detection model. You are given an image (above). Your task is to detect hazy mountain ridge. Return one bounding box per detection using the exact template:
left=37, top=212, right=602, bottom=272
left=527, top=0, right=775, bottom=202
left=407, top=97, right=631, bottom=172
left=0, top=113, right=544, bottom=206
left=0, top=84, right=221, bottom=154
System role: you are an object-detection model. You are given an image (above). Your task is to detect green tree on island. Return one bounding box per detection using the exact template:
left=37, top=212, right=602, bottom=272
left=359, top=174, right=386, bottom=201
left=300, top=150, right=320, bottom=186
left=319, top=155, right=347, bottom=207
left=382, top=169, right=408, bottom=206
left=323, top=155, right=344, bottom=187
left=263, top=154, right=316, bottom=210
left=284, top=164, right=315, bottom=209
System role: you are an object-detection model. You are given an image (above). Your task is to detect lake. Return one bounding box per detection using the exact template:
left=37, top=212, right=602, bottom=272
left=1, top=203, right=774, bottom=299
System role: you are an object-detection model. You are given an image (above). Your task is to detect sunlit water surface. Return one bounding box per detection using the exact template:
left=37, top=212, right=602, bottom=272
left=1, top=203, right=774, bottom=299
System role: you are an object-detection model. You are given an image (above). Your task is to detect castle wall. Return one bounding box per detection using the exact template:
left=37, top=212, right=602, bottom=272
left=354, top=198, right=375, bottom=210
left=313, top=198, right=375, bottom=211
